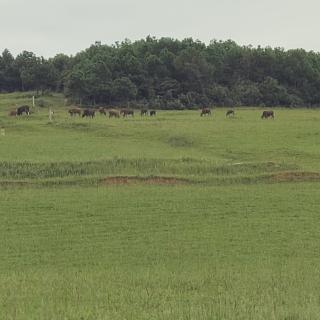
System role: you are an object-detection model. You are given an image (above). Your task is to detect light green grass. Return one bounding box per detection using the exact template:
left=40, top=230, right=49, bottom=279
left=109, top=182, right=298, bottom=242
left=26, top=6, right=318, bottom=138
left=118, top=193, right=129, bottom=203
left=1, top=185, right=320, bottom=319
left=1, top=92, right=320, bottom=319
left=1, top=93, right=320, bottom=170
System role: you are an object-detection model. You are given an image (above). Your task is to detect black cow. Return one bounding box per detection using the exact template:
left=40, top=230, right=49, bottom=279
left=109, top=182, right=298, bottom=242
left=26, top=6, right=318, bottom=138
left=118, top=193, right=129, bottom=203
left=82, top=109, right=95, bottom=118
left=226, top=110, right=235, bottom=117
left=17, top=105, right=30, bottom=116
left=261, top=111, right=274, bottom=119
left=150, top=110, right=156, bottom=116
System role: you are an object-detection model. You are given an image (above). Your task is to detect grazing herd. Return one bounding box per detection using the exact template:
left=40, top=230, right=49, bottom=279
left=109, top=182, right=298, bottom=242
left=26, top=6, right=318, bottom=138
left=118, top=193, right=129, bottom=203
left=8, top=105, right=275, bottom=120
left=200, top=108, right=274, bottom=119
left=65, top=107, right=156, bottom=119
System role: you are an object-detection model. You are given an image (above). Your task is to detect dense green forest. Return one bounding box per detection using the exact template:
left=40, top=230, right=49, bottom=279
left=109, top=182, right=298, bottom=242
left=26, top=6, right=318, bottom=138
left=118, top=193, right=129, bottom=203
left=1, top=37, right=320, bottom=108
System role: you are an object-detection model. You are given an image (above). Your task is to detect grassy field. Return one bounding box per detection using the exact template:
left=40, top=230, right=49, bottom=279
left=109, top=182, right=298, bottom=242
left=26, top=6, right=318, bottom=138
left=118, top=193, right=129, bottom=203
left=1, top=92, right=320, bottom=319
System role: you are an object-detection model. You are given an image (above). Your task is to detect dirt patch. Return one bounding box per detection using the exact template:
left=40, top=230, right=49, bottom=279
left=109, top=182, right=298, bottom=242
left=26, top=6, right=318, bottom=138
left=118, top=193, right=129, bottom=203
left=101, top=176, right=190, bottom=185
left=0, top=180, right=33, bottom=188
left=270, top=171, right=320, bottom=183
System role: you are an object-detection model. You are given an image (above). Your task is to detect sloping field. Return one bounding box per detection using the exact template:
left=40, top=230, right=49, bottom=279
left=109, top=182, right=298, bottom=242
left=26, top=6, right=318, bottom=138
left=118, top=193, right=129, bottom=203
left=1, top=93, right=320, bottom=319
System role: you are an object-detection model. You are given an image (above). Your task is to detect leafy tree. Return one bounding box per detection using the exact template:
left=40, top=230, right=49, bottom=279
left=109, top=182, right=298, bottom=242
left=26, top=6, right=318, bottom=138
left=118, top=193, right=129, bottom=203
left=112, top=77, right=137, bottom=103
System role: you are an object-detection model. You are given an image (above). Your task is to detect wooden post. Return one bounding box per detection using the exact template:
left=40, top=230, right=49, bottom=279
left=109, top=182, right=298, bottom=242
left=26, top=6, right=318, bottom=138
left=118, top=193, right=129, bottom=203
left=49, top=108, right=53, bottom=122
left=32, top=96, right=35, bottom=108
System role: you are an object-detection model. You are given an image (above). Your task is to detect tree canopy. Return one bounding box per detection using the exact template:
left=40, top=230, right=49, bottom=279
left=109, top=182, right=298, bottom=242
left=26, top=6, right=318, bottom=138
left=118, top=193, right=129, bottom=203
left=1, top=37, right=320, bottom=108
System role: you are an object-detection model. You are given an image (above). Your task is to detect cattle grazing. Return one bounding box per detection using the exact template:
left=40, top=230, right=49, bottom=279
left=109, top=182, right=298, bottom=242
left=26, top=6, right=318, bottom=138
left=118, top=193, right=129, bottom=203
left=98, top=107, right=107, bottom=116
left=200, top=108, right=211, bottom=116
left=120, top=109, right=134, bottom=117
left=82, top=109, right=95, bottom=118
left=17, top=105, right=30, bottom=116
left=9, top=110, right=17, bottom=116
left=68, top=108, right=82, bottom=116
left=226, top=110, right=235, bottom=117
left=109, top=110, right=120, bottom=118
left=141, top=109, right=148, bottom=116
left=261, top=111, right=274, bottom=119
left=149, top=110, right=156, bottom=116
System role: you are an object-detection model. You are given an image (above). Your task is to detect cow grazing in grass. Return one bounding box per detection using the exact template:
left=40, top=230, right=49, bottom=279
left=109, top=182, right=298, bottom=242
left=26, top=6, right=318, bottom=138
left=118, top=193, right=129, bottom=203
left=141, top=109, right=148, bottom=116
left=261, top=111, right=274, bottom=119
left=9, top=110, right=17, bottom=116
left=82, top=109, right=95, bottom=118
left=120, top=109, right=134, bottom=117
left=98, top=107, right=107, bottom=116
left=226, top=110, right=235, bottom=117
left=17, top=105, right=30, bottom=116
left=149, top=110, right=156, bottom=116
left=68, top=108, right=82, bottom=116
left=200, top=108, right=211, bottom=116
left=109, top=110, right=120, bottom=118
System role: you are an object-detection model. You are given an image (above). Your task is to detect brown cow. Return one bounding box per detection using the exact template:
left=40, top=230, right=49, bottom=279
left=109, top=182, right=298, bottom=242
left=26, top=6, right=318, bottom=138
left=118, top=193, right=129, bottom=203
left=200, top=108, right=211, bottom=116
left=68, top=108, right=82, bottom=116
left=109, top=110, right=120, bottom=118
left=98, top=107, right=107, bottom=116
left=120, top=109, right=134, bottom=117
left=141, top=109, right=148, bottom=116
left=261, top=111, right=274, bottom=119
left=9, top=110, right=17, bottom=116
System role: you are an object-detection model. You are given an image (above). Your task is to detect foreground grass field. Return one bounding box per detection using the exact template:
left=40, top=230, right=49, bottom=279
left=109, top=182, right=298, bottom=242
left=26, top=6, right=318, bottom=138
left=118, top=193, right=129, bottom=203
left=1, top=93, right=320, bottom=319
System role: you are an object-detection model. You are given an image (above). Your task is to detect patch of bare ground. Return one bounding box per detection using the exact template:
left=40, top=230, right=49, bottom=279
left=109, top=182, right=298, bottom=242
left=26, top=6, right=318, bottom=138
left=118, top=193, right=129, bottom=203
left=270, top=171, right=320, bottom=183
left=0, top=180, right=32, bottom=188
left=101, top=176, right=190, bottom=185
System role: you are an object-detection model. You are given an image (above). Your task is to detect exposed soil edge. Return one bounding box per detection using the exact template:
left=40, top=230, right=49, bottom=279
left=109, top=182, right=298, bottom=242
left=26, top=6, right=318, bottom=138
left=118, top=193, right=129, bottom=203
left=101, top=176, right=191, bottom=185
left=269, top=171, right=320, bottom=183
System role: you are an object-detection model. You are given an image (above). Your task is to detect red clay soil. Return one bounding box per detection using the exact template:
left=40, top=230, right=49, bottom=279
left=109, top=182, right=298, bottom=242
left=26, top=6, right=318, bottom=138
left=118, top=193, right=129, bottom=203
left=101, top=176, right=190, bottom=185
left=270, top=171, right=320, bottom=182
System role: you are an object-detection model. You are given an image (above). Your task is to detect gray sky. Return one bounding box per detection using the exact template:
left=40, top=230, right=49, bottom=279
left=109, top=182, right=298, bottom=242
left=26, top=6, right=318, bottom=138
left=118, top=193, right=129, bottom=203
left=1, top=0, right=319, bottom=57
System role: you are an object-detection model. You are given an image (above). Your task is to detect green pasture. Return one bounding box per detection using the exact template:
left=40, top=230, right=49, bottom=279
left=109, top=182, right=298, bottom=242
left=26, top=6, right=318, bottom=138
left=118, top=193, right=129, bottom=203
left=1, top=92, right=320, bottom=319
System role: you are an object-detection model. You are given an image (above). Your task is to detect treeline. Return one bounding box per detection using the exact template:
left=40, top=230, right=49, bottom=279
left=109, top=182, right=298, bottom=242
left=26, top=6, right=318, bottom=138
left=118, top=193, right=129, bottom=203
left=2, top=37, right=320, bottom=108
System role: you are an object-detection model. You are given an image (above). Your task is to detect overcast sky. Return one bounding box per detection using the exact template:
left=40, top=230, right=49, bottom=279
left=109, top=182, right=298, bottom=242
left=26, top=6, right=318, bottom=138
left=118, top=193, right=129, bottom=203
left=0, top=0, right=319, bottom=57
